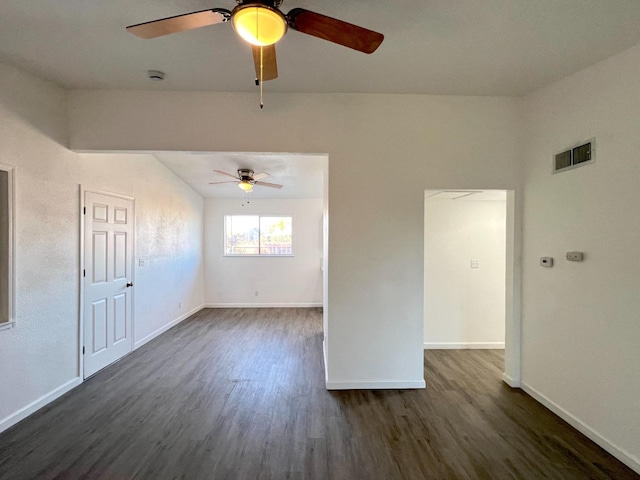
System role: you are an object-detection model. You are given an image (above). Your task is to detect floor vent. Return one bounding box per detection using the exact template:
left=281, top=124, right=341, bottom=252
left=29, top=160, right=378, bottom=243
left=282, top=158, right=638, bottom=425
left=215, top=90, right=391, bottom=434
left=554, top=139, right=595, bottom=173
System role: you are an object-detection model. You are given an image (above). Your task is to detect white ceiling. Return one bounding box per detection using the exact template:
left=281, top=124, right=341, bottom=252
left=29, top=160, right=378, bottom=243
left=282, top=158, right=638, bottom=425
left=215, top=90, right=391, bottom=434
left=2, top=0, right=640, bottom=96
left=155, top=152, right=326, bottom=199
left=4, top=1, right=640, bottom=200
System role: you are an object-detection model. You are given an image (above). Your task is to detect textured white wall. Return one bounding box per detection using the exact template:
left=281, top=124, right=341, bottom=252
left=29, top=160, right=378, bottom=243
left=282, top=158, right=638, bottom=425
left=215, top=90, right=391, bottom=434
left=69, top=90, right=522, bottom=388
left=79, top=153, right=205, bottom=346
left=204, top=198, right=323, bottom=306
left=0, top=63, right=204, bottom=432
left=424, top=198, right=506, bottom=348
left=521, top=44, right=640, bottom=470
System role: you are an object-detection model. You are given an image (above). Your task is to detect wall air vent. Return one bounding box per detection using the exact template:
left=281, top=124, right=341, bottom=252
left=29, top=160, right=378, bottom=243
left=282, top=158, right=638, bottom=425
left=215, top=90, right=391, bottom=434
left=554, top=138, right=595, bottom=173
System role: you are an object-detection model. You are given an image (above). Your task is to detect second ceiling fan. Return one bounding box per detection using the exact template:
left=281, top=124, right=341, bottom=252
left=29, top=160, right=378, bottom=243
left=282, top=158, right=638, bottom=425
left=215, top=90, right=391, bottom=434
left=127, top=0, right=384, bottom=85
left=210, top=169, right=283, bottom=192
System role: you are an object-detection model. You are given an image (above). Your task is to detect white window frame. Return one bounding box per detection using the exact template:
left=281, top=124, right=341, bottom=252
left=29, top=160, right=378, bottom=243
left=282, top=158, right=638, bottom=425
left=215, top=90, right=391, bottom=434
left=0, top=163, right=15, bottom=331
left=224, top=214, right=294, bottom=257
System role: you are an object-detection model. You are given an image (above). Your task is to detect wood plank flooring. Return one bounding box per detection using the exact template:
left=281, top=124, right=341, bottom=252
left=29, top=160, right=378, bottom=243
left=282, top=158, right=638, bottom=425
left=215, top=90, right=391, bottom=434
left=0, top=308, right=637, bottom=479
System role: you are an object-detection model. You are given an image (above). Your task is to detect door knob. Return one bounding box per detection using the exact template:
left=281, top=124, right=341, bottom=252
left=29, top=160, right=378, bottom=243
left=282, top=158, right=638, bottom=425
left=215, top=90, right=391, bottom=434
left=126, top=282, right=134, bottom=287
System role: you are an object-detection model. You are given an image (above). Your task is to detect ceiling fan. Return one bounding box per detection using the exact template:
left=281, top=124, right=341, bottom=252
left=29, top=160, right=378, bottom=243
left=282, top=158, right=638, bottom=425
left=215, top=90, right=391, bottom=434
left=126, top=0, right=384, bottom=86
left=209, top=168, right=283, bottom=192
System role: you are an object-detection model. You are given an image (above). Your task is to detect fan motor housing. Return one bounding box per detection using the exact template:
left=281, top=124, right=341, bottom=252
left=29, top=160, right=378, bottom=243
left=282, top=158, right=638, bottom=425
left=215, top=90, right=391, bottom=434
left=236, top=0, right=282, bottom=6
left=238, top=169, right=255, bottom=182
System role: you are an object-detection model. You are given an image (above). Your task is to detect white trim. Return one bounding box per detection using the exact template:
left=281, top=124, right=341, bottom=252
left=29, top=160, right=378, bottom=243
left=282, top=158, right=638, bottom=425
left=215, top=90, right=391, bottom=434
left=326, top=379, right=426, bottom=390
left=0, top=377, right=82, bottom=434
left=134, top=304, right=204, bottom=349
left=323, top=339, right=329, bottom=385
left=502, top=373, right=520, bottom=388
left=0, top=163, right=16, bottom=329
left=424, top=342, right=505, bottom=349
left=78, top=187, right=84, bottom=378
left=0, top=320, right=15, bottom=331
left=204, top=303, right=322, bottom=308
left=521, top=381, right=640, bottom=474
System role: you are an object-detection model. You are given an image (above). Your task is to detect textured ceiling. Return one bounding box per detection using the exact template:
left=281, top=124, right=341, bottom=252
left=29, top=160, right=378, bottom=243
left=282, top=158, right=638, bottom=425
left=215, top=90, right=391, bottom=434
left=1, top=0, right=640, bottom=96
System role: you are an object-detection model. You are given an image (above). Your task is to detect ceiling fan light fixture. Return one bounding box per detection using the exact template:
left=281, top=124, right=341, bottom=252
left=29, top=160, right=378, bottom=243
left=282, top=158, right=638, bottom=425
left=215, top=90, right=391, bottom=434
left=238, top=180, right=254, bottom=192
left=232, top=4, right=287, bottom=46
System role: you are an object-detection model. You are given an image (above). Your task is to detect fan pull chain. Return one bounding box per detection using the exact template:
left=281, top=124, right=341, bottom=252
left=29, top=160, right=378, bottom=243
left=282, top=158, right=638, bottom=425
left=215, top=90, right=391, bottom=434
left=260, top=45, right=264, bottom=109
left=256, top=10, right=264, bottom=109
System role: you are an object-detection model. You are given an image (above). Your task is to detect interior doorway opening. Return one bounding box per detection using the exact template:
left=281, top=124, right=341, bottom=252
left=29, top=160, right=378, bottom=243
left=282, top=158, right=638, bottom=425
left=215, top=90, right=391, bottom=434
left=424, top=189, right=519, bottom=385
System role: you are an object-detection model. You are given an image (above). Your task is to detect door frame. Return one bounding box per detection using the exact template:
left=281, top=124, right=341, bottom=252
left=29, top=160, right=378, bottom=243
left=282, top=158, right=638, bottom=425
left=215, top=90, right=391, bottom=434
left=79, top=186, right=136, bottom=380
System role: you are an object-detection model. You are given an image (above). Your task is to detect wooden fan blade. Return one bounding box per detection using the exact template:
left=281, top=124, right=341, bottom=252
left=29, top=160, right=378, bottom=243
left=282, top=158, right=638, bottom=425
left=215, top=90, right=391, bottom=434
left=253, top=172, right=270, bottom=180
left=209, top=181, right=238, bottom=185
left=213, top=169, right=240, bottom=180
left=255, top=181, right=283, bottom=189
left=287, top=8, right=383, bottom=54
left=252, top=45, right=278, bottom=81
left=126, top=9, right=229, bottom=39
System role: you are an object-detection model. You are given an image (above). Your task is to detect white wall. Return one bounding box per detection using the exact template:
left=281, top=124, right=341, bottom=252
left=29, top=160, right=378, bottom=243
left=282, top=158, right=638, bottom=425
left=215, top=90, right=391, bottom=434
left=79, top=153, right=205, bottom=347
left=521, top=44, right=640, bottom=470
left=0, top=63, right=204, bottom=433
left=68, top=90, right=523, bottom=389
left=204, top=198, right=323, bottom=307
left=424, top=197, right=506, bottom=348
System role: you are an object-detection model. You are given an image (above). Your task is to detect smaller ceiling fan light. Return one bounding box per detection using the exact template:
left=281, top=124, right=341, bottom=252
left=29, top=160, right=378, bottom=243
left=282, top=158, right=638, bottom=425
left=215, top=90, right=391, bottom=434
left=238, top=180, right=253, bottom=192
left=232, top=5, right=287, bottom=46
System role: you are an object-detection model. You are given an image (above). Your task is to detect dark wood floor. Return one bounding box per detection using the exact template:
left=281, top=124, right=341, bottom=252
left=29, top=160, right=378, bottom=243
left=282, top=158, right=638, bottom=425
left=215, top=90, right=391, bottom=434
left=0, top=308, right=637, bottom=479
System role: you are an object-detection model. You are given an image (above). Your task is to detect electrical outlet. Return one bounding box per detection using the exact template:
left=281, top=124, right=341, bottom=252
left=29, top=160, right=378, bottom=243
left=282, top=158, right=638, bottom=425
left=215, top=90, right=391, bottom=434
left=178, top=302, right=182, bottom=308
left=255, top=291, right=259, bottom=297
left=470, top=259, right=480, bottom=269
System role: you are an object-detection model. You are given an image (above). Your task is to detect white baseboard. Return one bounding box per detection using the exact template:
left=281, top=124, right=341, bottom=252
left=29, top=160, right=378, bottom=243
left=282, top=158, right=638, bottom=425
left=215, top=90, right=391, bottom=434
left=134, top=304, right=204, bottom=349
left=204, top=303, right=323, bottom=308
left=326, top=379, right=426, bottom=390
left=0, top=377, right=82, bottom=434
left=521, top=381, right=640, bottom=474
left=323, top=340, right=329, bottom=385
left=424, top=342, right=505, bottom=349
left=502, top=373, right=521, bottom=388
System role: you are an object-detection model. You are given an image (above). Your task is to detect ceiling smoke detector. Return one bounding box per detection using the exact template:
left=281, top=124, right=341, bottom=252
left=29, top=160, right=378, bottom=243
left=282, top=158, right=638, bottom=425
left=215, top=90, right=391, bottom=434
left=147, top=70, right=165, bottom=81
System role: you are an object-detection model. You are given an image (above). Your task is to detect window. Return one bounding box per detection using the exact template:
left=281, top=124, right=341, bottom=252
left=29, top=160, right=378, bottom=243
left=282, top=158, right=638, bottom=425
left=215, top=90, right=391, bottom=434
left=0, top=164, right=15, bottom=330
left=224, top=215, right=293, bottom=256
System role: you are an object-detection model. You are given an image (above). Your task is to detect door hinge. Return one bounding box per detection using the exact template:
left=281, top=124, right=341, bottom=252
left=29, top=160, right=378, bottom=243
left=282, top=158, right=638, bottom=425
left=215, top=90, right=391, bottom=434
left=83, top=206, right=86, bottom=215
left=83, top=269, right=86, bottom=277
left=82, top=346, right=85, bottom=355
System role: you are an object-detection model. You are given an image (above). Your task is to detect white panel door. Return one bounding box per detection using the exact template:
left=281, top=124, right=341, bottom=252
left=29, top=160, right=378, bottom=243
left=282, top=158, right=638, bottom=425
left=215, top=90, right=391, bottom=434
left=83, top=191, right=134, bottom=378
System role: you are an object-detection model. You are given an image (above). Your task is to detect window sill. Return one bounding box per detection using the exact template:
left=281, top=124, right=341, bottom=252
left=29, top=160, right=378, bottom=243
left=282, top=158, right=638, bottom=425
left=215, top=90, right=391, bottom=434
left=0, top=321, right=15, bottom=332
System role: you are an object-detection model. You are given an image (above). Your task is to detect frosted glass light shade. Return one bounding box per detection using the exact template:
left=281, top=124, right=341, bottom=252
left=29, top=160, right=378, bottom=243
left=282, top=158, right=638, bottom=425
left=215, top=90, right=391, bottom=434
left=238, top=181, right=253, bottom=192
left=232, top=5, right=287, bottom=46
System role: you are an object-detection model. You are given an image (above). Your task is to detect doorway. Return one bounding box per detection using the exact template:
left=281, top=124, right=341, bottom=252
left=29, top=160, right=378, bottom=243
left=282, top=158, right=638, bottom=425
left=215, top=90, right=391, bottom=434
left=424, top=189, right=520, bottom=385
left=81, top=189, right=135, bottom=378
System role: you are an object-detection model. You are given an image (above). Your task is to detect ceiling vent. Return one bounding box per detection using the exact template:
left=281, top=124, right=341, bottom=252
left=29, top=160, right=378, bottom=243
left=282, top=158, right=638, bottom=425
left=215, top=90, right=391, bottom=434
left=553, top=138, right=595, bottom=173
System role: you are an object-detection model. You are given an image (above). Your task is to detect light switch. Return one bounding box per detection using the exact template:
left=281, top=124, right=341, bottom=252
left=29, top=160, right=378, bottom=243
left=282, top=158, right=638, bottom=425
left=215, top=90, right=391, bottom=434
left=540, top=257, right=553, bottom=267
